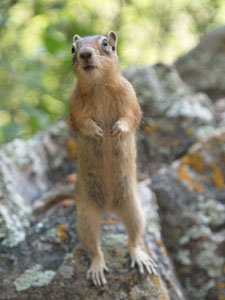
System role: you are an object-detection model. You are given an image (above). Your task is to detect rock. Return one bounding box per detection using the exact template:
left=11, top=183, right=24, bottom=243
left=124, top=64, right=216, bottom=167
left=176, top=26, right=225, bottom=100
left=0, top=121, right=75, bottom=248
left=152, top=127, right=225, bottom=300
left=0, top=121, right=185, bottom=299
left=215, top=98, right=225, bottom=127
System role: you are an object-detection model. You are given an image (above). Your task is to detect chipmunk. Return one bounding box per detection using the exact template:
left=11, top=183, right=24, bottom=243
left=69, top=31, right=157, bottom=286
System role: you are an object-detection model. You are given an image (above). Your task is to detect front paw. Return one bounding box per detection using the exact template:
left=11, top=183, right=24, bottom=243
left=111, top=119, right=129, bottom=137
left=91, top=122, right=103, bottom=139
left=82, top=119, right=103, bottom=139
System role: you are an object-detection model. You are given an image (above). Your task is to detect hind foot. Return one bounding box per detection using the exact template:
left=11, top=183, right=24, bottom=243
left=87, top=254, right=109, bottom=287
left=130, top=246, right=157, bottom=275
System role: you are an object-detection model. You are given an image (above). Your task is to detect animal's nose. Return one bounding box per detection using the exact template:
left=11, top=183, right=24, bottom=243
left=79, top=47, right=93, bottom=60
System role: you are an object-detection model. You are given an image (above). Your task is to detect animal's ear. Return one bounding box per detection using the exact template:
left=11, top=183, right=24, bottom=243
left=106, top=31, right=117, bottom=51
left=73, top=34, right=81, bottom=42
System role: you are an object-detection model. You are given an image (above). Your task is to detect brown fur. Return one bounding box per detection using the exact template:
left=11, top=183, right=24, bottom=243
left=69, top=32, right=148, bottom=284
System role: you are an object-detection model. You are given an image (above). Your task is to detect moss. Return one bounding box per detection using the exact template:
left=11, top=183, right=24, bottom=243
left=14, top=264, right=55, bottom=292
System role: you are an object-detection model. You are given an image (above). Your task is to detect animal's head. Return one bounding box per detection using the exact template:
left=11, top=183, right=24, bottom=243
left=71, top=31, right=119, bottom=81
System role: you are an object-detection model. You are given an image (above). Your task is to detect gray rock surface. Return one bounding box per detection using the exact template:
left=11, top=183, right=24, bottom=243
left=124, top=64, right=216, bottom=166
left=152, top=127, right=225, bottom=300
left=176, top=26, right=225, bottom=100
left=0, top=121, right=75, bottom=248
left=0, top=122, right=185, bottom=300
left=215, top=97, right=225, bottom=127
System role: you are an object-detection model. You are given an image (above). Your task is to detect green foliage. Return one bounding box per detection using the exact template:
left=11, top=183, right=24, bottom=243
left=0, top=0, right=225, bottom=144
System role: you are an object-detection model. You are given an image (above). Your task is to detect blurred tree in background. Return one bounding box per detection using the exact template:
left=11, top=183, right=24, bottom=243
left=0, top=0, right=225, bottom=144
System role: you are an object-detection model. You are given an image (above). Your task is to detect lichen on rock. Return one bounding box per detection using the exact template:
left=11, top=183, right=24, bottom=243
left=14, top=264, right=56, bottom=292
left=152, top=127, right=225, bottom=300
left=0, top=121, right=73, bottom=248
left=124, top=64, right=216, bottom=165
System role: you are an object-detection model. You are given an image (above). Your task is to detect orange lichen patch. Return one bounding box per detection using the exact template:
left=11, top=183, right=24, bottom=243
left=127, top=297, right=134, bottom=300
left=62, top=199, right=73, bottom=207
left=66, top=173, right=77, bottom=184
left=73, top=251, right=80, bottom=256
left=178, top=164, right=204, bottom=193
left=104, top=219, right=118, bottom=226
left=143, top=122, right=161, bottom=134
left=217, top=283, right=225, bottom=300
left=66, top=137, right=77, bottom=159
left=73, top=258, right=79, bottom=263
left=186, top=128, right=193, bottom=136
left=56, top=224, right=68, bottom=242
left=210, top=164, right=225, bottom=189
left=182, top=151, right=204, bottom=173
left=116, top=252, right=121, bottom=257
left=157, top=239, right=167, bottom=255
left=129, top=281, right=135, bottom=286
left=152, top=275, right=168, bottom=300
left=152, top=276, right=161, bottom=289
left=57, top=224, right=68, bottom=231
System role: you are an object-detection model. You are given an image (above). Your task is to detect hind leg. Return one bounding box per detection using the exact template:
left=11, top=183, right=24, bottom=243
left=115, top=194, right=157, bottom=275
left=76, top=200, right=108, bottom=286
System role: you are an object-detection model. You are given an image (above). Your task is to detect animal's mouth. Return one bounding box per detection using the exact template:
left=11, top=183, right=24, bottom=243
left=83, top=65, right=97, bottom=71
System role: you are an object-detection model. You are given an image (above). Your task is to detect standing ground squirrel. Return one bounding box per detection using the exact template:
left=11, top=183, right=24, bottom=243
left=69, top=31, right=157, bottom=286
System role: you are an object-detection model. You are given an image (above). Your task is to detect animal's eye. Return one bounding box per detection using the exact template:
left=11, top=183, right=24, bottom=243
left=71, top=45, right=75, bottom=54
left=102, top=39, right=108, bottom=47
